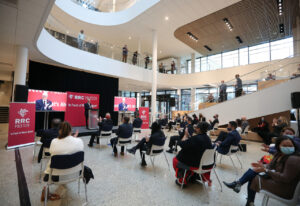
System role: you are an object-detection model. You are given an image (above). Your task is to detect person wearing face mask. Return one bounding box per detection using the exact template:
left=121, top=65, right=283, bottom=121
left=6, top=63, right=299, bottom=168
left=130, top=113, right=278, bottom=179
left=215, top=121, right=241, bottom=155
left=223, top=136, right=300, bottom=206
left=261, top=127, right=300, bottom=154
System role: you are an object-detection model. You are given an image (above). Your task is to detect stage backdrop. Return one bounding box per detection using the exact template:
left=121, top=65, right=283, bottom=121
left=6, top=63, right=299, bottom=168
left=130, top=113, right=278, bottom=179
left=7, top=103, right=36, bottom=149
left=139, top=107, right=149, bottom=129
left=65, top=92, right=99, bottom=126
left=28, top=61, right=119, bottom=125
left=27, top=89, right=67, bottom=111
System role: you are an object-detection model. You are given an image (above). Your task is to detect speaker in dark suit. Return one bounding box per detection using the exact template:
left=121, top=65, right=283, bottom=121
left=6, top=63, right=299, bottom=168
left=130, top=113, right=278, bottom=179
left=84, top=99, right=91, bottom=128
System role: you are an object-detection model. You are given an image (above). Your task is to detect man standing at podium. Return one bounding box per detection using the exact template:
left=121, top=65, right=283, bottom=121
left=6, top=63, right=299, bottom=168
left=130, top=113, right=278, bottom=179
left=84, top=98, right=91, bottom=129
left=118, top=97, right=128, bottom=112
left=36, top=92, right=53, bottom=111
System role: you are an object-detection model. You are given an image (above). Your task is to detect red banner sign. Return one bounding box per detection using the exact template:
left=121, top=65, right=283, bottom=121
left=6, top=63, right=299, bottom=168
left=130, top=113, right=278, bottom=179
left=27, top=89, right=67, bottom=111
left=114, top=97, right=136, bottom=112
left=65, top=92, right=100, bottom=126
left=139, top=107, right=149, bottom=129
left=7, top=103, right=36, bottom=149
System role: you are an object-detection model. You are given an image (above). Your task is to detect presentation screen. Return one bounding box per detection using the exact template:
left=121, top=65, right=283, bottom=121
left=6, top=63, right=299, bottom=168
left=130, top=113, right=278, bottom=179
left=114, top=97, right=136, bottom=112
left=27, top=89, right=67, bottom=111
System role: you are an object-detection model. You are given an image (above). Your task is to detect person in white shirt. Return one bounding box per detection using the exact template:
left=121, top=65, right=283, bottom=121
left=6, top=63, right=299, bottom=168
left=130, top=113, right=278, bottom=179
left=77, top=30, right=85, bottom=50
left=41, top=121, right=83, bottom=201
left=236, top=119, right=242, bottom=135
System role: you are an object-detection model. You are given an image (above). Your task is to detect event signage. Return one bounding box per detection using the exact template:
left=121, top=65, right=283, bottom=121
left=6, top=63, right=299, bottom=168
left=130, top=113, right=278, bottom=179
left=7, top=103, right=36, bottom=149
left=114, top=97, right=136, bottom=112
left=139, top=107, right=149, bottom=129
left=27, top=89, right=67, bottom=111
left=65, top=92, right=100, bottom=126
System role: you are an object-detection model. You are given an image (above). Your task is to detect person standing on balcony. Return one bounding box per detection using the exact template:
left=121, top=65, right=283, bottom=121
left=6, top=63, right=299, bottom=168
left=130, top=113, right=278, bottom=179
left=171, top=61, right=176, bottom=74
left=145, top=55, right=150, bottom=69
left=159, top=62, right=164, bottom=73
left=77, top=30, right=85, bottom=50
left=219, top=80, right=227, bottom=102
left=122, top=45, right=128, bottom=63
left=235, top=74, right=243, bottom=97
left=132, top=51, right=138, bottom=65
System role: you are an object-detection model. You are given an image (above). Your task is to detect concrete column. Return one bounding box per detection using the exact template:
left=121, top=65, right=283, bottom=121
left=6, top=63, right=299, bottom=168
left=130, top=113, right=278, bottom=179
left=190, top=88, right=196, bottom=111
left=14, top=46, right=28, bottom=86
left=176, top=58, right=181, bottom=74
left=293, top=16, right=300, bottom=56
left=151, top=30, right=158, bottom=123
left=137, top=92, right=141, bottom=108
left=191, top=53, right=195, bottom=73
left=177, top=89, right=181, bottom=110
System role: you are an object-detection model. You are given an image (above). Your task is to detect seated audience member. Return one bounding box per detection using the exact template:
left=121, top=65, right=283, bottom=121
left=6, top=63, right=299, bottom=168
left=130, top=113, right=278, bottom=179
left=252, top=117, right=269, bottom=144
left=265, top=73, right=276, bottom=81
left=215, top=121, right=241, bottom=155
left=209, top=114, right=219, bottom=130
left=127, top=122, right=166, bottom=166
left=192, top=114, right=199, bottom=125
left=167, top=117, right=194, bottom=153
left=199, top=113, right=206, bottom=122
left=262, top=127, right=300, bottom=154
left=241, top=117, right=249, bottom=134
left=173, top=122, right=213, bottom=187
left=38, top=118, right=61, bottom=163
left=110, top=117, right=133, bottom=156
left=180, top=116, right=188, bottom=128
left=88, top=113, right=113, bottom=147
left=175, top=113, right=181, bottom=123
left=41, top=121, right=83, bottom=201
left=236, top=119, right=242, bottom=135
left=132, top=113, right=143, bottom=129
left=263, top=116, right=289, bottom=145
left=223, top=136, right=300, bottom=206
left=206, top=94, right=215, bottom=103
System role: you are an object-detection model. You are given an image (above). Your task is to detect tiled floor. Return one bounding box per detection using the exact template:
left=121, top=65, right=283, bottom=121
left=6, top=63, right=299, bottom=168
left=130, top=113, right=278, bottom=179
left=0, top=126, right=287, bottom=206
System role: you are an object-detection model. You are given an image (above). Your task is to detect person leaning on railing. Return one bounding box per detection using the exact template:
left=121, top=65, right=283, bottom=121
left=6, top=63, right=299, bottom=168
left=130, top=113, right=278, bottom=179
left=77, top=30, right=85, bottom=50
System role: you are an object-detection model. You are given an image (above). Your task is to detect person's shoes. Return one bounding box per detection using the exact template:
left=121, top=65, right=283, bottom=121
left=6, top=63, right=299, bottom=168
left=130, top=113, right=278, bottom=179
left=208, top=180, right=212, bottom=187
left=166, top=148, right=174, bottom=153
left=175, top=179, right=186, bottom=188
left=174, top=148, right=178, bottom=153
left=141, top=160, right=147, bottom=167
left=120, top=152, right=125, bottom=156
left=113, top=152, right=118, bottom=157
left=127, top=148, right=136, bottom=155
left=223, top=181, right=241, bottom=193
left=87, top=144, right=93, bottom=147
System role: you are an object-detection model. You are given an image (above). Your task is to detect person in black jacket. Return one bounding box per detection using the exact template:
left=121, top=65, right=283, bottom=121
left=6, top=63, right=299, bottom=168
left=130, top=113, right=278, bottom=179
left=192, top=114, right=199, bottom=125
left=132, top=114, right=143, bottom=129
left=209, top=114, right=219, bottom=130
left=110, top=116, right=133, bottom=156
left=127, top=122, right=166, bottom=166
left=173, top=121, right=213, bottom=187
left=88, top=113, right=113, bottom=147
left=37, top=118, right=61, bottom=162
left=84, top=99, right=92, bottom=129
left=167, top=117, right=194, bottom=153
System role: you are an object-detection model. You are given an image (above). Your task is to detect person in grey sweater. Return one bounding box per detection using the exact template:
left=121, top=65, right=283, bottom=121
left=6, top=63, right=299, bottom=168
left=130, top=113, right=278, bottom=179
left=219, top=80, right=227, bottom=102
left=235, top=74, right=243, bottom=97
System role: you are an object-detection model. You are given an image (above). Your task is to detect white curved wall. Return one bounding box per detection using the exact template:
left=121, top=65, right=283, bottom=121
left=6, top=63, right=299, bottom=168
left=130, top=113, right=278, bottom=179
left=55, top=0, right=160, bottom=26
left=37, top=29, right=153, bottom=83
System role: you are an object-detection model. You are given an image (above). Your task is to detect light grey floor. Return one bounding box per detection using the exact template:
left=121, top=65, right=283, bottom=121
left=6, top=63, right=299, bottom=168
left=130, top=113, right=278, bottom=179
left=0, top=126, right=285, bottom=206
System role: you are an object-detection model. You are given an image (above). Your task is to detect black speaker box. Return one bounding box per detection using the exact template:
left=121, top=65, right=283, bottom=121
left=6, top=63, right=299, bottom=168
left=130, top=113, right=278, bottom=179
left=14, top=84, right=28, bottom=102
left=291, top=92, right=300, bottom=108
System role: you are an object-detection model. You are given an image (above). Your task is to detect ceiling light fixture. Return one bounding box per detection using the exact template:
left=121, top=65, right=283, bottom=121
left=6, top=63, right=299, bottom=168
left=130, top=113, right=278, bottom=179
left=204, top=45, right=212, bottom=51
left=278, top=0, right=283, bottom=15
left=223, top=18, right=233, bottom=31
left=165, top=16, right=169, bottom=21
left=186, top=32, right=198, bottom=42
left=236, top=36, right=243, bottom=44
left=279, top=23, right=284, bottom=33
left=128, top=36, right=132, bottom=40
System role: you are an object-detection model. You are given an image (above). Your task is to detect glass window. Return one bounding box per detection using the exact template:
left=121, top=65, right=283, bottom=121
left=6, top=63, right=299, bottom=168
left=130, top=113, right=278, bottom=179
left=195, top=58, right=200, bottom=72
left=208, top=54, right=221, bottom=70
left=239, top=47, right=248, bottom=65
left=181, top=89, right=191, bottom=111
left=249, top=42, right=270, bottom=64
left=187, top=60, right=191, bottom=74
left=271, top=37, right=293, bottom=60
left=222, top=50, right=239, bottom=68
left=200, top=57, right=208, bottom=71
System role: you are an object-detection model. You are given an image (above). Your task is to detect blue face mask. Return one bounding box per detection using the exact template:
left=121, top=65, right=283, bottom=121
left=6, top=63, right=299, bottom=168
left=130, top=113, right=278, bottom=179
left=280, top=147, right=295, bottom=155
left=227, top=128, right=232, bottom=131
left=286, top=135, right=295, bottom=139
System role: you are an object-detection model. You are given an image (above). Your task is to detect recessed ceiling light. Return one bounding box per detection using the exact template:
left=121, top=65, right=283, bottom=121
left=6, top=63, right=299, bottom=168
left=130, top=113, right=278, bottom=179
left=128, top=36, right=132, bottom=40
left=159, top=51, right=162, bottom=53
left=66, top=31, right=69, bottom=34
left=165, top=16, right=169, bottom=20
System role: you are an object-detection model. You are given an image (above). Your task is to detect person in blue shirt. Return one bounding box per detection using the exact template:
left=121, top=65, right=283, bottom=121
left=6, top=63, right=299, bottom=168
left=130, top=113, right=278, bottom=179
left=118, top=98, right=128, bottom=112
left=132, top=114, right=143, bottom=129
left=167, top=117, right=194, bottom=153
left=110, top=116, right=133, bottom=156
left=215, top=121, right=241, bottom=155
left=122, top=45, right=128, bottom=63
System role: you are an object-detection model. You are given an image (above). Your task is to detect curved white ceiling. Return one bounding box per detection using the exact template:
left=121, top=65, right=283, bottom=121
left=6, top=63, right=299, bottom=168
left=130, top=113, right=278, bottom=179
left=55, top=0, right=160, bottom=26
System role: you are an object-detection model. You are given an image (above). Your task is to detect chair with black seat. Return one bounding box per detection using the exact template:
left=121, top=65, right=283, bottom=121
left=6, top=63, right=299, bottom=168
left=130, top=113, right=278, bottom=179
left=117, top=137, right=132, bottom=153
left=141, top=144, right=169, bottom=170
left=97, top=130, right=112, bottom=146
left=39, top=147, right=51, bottom=182
left=43, top=151, right=87, bottom=205
left=217, top=145, right=242, bottom=173
left=132, top=128, right=142, bottom=142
